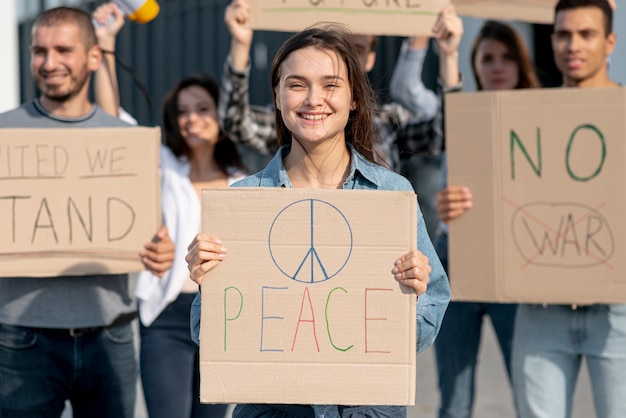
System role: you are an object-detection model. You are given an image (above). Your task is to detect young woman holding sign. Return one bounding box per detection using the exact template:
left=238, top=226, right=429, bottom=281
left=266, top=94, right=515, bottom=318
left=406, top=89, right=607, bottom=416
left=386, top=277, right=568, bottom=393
left=186, top=24, right=450, bottom=418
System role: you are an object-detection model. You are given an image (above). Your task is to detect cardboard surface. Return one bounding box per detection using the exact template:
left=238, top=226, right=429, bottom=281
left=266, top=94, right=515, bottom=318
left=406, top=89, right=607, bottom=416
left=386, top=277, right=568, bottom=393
left=249, top=0, right=555, bottom=35
left=250, top=0, right=447, bottom=36
left=199, top=188, right=417, bottom=405
left=445, top=88, right=626, bottom=304
left=0, top=127, right=161, bottom=277
left=454, top=0, right=555, bottom=24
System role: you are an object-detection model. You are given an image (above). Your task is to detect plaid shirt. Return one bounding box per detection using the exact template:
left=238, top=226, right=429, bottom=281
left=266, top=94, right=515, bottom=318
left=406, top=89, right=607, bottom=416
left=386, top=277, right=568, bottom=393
left=219, top=44, right=445, bottom=172
left=219, top=59, right=279, bottom=157
left=394, top=79, right=463, bottom=161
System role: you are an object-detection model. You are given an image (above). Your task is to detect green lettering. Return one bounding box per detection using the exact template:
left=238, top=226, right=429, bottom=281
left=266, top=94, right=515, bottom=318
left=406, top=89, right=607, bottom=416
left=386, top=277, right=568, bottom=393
left=510, top=128, right=542, bottom=180
left=566, top=124, right=605, bottom=182
left=325, top=287, right=353, bottom=352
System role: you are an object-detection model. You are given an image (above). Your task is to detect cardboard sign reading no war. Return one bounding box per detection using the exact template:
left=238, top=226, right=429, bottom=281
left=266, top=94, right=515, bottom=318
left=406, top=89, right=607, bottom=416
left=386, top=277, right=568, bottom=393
left=0, top=127, right=161, bottom=277
left=446, top=88, right=626, bottom=304
left=199, top=188, right=417, bottom=405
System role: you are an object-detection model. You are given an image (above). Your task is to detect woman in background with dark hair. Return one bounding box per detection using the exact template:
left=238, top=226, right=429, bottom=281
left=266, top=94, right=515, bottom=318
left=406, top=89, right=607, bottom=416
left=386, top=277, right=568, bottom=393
left=134, top=73, right=245, bottom=418
left=93, top=4, right=245, bottom=418
left=429, top=7, right=540, bottom=418
left=470, top=20, right=541, bottom=91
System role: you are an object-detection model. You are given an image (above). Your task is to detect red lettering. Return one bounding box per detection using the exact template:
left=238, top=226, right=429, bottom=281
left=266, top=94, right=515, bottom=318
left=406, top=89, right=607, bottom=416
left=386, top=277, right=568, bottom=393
left=291, top=287, right=320, bottom=352
left=364, top=288, right=393, bottom=353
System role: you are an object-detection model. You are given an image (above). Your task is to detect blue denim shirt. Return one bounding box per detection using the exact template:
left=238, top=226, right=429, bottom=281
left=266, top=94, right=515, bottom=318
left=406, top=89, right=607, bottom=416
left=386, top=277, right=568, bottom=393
left=190, top=145, right=450, bottom=418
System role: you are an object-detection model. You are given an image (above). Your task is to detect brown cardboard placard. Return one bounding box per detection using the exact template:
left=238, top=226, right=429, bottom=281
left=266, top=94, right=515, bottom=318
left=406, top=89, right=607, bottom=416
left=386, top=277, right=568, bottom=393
left=0, top=127, right=161, bottom=277
left=454, top=0, right=555, bottom=24
left=199, top=188, right=417, bottom=405
left=445, top=88, right=626, bottom=304
left=249, top=0, right=447, bottom=36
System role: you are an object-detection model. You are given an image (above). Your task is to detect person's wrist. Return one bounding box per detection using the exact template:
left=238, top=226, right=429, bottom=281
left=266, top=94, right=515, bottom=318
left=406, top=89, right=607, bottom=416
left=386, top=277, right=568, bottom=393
left=442, top=49, right=459, bottom=59
left=232, top=37, right=252, bottom=50
left=98, top=39, right=116, bottom=51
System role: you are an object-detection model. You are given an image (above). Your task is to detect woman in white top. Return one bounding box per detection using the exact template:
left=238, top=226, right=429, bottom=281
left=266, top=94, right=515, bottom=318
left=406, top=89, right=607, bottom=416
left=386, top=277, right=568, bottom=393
left=134, top=73, right=246, bottom=418
left=93, top=4, right=245, bottom=416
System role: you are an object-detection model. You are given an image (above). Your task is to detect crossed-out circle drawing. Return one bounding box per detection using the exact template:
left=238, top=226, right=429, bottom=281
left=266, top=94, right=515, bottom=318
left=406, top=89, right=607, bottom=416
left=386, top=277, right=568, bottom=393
left=268, top=199, right=353, bottom=284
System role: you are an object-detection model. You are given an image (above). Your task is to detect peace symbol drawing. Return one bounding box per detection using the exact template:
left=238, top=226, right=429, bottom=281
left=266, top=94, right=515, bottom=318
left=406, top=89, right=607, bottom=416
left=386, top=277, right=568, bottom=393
left=268, top=199, right=353, bottom=284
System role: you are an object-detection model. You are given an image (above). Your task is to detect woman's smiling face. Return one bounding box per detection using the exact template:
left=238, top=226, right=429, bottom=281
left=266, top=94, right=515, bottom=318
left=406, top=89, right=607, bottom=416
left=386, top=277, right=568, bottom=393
left=274, top=46, right=356, bottom=149
left=176, top=85, right=220, bottom=150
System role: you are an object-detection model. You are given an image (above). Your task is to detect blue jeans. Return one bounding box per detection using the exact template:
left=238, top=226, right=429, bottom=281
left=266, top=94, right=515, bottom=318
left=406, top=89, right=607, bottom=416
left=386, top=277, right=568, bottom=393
left=512, top=304, right=626, bottom=418
left=0, top=322, right=136, bottom=418
left=140, top=292, right=229, bottom=418
left=233, top=404, right=406, bottom=418
left=434, top=232, right=517, bottom=418
left=434, top=302, right=517, bottom=418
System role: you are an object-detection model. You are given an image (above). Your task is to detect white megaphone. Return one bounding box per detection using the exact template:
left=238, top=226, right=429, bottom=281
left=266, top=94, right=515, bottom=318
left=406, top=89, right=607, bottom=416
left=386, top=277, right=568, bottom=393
left=113, top=0, right=160, bottom=24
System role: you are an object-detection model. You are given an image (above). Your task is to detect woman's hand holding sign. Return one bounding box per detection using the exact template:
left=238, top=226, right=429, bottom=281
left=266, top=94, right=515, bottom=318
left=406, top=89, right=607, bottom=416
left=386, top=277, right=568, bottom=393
left=186, top=234, right=227, bottom=286
left=140, top=225, right=175, bottom=277
left=392, top=250, right=431, bottom=297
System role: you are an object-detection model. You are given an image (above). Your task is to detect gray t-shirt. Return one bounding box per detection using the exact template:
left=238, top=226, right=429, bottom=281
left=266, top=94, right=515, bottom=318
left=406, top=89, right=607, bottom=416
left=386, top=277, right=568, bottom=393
left=0, top=99, right=137, bottom=328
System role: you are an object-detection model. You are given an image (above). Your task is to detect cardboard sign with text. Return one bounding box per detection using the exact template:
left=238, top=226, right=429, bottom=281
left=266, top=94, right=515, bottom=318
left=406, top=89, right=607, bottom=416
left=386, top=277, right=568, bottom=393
left=0, top=127, right=161, bottom=277
left=445, top=88, right=626, bottom=304
left=454, top=0, right=555, bottom=24
left=250, top=0, right=447, bottom=36
left=199, top=188, right=417, bottom=405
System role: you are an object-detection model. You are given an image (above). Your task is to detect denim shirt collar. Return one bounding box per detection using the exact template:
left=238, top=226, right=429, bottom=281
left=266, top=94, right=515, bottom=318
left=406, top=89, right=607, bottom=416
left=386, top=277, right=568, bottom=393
left=258, top=143, right=381, bottom=189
